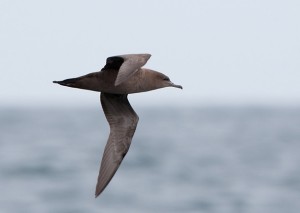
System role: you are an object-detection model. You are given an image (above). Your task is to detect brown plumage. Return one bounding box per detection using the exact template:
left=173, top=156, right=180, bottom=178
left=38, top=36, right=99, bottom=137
left=53, top=53, right=182, bottom=197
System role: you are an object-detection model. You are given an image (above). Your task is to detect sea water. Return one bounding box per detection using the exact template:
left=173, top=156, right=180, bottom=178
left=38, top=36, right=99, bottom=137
left=0, top=106, right=300, bottom=213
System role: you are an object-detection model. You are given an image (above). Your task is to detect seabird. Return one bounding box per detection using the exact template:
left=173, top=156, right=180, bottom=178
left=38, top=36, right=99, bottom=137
left=53, top=53, right=182, bottom=197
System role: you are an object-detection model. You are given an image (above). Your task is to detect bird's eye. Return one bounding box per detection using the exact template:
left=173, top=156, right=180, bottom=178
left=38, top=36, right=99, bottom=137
left=163, top=77, right=170, bottom=81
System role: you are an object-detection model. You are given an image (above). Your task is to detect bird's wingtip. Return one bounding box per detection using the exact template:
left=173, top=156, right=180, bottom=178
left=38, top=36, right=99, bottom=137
left=95, top=190, right=101, bottom=198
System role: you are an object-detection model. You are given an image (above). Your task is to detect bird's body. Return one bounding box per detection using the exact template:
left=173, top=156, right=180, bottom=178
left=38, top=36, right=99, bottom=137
left=57, top=68, right=171, bottom=94
left=53, top=53, right=182, bottom=197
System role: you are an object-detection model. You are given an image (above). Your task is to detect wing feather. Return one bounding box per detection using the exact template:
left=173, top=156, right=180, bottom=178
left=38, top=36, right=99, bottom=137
left=101, top=54, right=151, bottom=86
left=95, top=93, right=139, bottom=197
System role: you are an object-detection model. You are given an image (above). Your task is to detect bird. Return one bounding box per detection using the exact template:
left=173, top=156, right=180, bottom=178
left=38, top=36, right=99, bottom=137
left=53, top=53, right=182, bottom=197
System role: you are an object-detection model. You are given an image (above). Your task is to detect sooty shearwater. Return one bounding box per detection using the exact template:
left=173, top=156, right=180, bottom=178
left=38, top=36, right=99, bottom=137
left=53, top=53, right=182, bottom=197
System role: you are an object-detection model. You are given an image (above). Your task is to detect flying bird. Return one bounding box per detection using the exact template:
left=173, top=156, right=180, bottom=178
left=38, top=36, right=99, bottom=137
left=53, top=53, right=182, bottom=197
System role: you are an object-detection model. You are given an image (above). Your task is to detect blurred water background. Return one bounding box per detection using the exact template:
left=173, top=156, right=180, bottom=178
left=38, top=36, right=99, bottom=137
left=0, top=106, right=300, bottom=213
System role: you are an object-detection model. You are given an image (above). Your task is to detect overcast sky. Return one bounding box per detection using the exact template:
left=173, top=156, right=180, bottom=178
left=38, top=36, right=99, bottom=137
left=1, top=0, right=299, bottom=107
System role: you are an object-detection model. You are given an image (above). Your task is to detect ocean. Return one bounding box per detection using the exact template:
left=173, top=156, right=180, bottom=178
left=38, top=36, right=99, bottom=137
left=0, top=106, right=300, bottom=213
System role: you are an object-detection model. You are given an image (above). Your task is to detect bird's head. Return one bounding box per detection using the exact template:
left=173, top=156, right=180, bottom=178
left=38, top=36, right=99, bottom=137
left=149, top=70, right=183, bottom=90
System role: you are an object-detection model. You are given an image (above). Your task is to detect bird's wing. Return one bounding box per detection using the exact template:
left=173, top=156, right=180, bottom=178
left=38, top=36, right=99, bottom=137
left=95, top=93, right=139, bottom=197
left=102, top=54, right=151, bottom=86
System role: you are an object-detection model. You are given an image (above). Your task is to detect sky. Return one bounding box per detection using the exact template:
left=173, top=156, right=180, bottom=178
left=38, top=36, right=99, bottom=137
left=1, top=0, right=300, bottom=107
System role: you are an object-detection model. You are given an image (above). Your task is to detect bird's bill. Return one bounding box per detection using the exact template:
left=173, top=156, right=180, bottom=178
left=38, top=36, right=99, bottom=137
left=170, top=82, right=183, bottom=89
